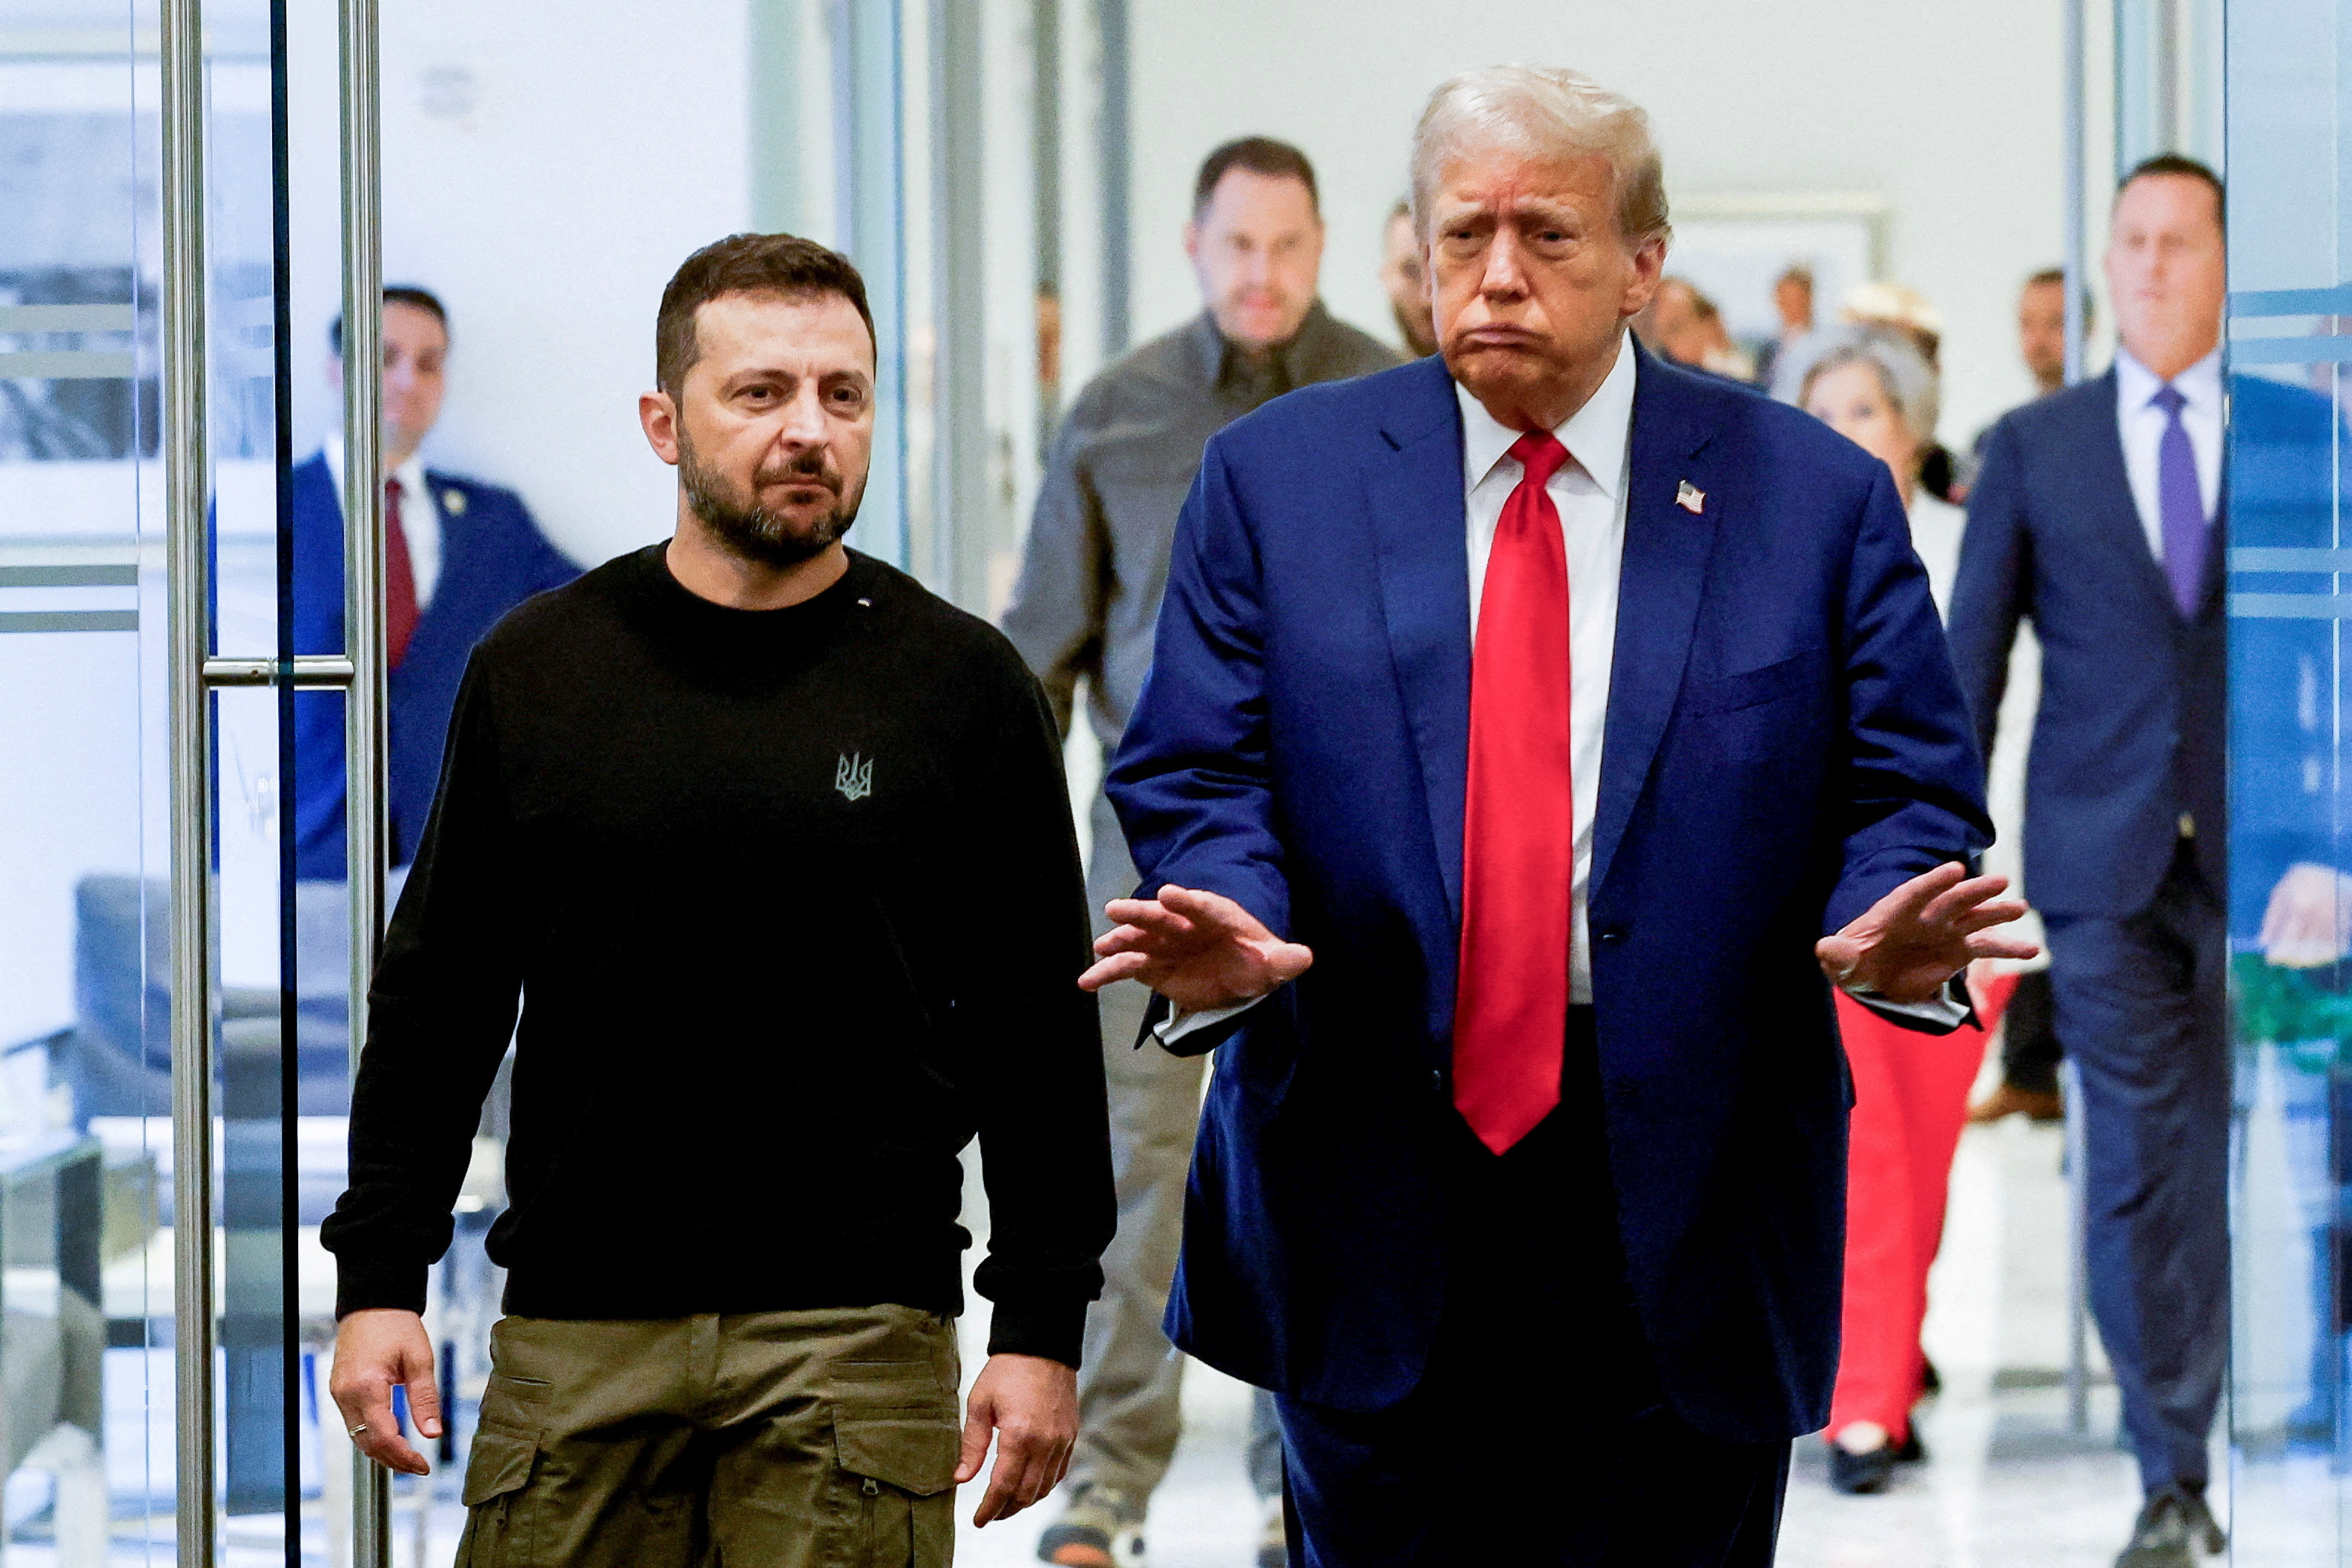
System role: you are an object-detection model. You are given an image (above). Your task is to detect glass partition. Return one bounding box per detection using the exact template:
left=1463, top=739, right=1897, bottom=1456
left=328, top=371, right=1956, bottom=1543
left=2226, top=0, right=2352, bottom=1558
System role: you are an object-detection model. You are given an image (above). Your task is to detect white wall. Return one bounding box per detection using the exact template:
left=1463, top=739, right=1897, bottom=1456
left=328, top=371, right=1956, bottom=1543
left=287, top=0, right=754, bottom=572
left=1126, top=0, right=2067, bottom=450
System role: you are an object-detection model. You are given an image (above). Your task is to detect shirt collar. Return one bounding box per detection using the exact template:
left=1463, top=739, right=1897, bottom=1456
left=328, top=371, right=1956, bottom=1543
left=323, top=437, right=432, bottom=512
left=1455, top=329, right=1636, bottom=501
left=1186, top=300, right=1337, bottom=389
left=2115, top=343, right=2223, bottom=415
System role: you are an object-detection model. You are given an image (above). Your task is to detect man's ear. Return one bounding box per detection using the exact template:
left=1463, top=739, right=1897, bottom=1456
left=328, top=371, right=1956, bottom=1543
left=1181, top=221, right=1202, bottom=267
left=640, top=389, right=682, bottom=466
left=1620, top=234, right=1669, bottom=319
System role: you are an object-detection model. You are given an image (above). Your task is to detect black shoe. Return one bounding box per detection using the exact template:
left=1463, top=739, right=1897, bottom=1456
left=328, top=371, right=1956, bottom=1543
left=1894, top=1426, right=1926, bottom=1463
left=2176, top=1486, right=2226, bottom=1555
left=1828, top=1443, right=1897, bottom=1495
left=1920, top=1356, right=1940, bottom=1395
left=2115, top=1485, right=2227, bottom=1567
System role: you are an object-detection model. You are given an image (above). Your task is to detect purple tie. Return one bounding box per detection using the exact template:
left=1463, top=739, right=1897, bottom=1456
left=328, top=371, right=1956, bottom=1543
left=2153, top=385, right=2206, bottom=615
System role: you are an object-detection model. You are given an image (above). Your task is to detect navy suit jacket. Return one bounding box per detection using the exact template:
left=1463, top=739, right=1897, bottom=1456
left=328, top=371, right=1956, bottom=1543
left=1946, top=371, right=2339, bottom=925
left=1106, top=348, right=1990, bottom=1441
left=291, top=452, right=578, bottom=881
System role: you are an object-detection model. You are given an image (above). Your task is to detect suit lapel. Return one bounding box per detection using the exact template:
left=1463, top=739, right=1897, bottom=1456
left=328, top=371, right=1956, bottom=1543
left=2081, top=372, right=2186, bottom=621
left=1364, top=360, right=1474, bottom=924
left=1589, top=353, right=1721, bottom=904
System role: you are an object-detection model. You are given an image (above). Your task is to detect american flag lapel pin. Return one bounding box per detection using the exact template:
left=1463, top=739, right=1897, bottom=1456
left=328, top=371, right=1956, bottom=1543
left=1677, top=480, right=1705, bottom=515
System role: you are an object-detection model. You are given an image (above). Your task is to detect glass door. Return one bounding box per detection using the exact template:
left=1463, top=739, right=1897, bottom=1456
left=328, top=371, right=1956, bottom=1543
left=2226, top=0, right=2352, bottom=1560
left=0, top=0, right=399, bottom=1561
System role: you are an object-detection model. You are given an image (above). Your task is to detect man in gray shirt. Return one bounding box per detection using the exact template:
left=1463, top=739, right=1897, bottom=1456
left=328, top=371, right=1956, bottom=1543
left=1002, top=136, right=1395, bottom=1568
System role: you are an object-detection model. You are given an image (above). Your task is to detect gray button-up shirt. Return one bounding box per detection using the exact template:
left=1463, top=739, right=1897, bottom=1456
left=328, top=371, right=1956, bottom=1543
left=1002, top=302, right=1400, bottom=908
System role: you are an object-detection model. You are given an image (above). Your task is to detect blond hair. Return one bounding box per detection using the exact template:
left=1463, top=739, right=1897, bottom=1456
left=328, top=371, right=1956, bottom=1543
left=1409, top=66, right=1670, bottom=248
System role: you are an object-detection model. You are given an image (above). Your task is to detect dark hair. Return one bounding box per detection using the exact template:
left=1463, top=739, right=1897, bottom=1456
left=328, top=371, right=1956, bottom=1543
left=2023, top=265, right=2096, bottom=324
left=328, top=285, right=448, bottom=355
left=2118, top=153, right=2224, bottom=229
left=1192, top=136, right=1319, bottom=220
left=655, top=233, right=876, bottom=397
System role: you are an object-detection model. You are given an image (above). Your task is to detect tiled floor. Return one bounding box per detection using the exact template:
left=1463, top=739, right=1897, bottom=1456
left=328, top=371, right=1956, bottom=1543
left=953, top=1117, right=2204, bottom=1568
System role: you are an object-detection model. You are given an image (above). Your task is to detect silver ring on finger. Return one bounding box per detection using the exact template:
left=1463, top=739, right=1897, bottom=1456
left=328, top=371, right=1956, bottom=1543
left=348, top=1424, right=368, bottom=1437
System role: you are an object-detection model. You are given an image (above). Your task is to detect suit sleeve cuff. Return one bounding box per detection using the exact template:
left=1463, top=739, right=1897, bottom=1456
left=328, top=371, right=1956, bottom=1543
left=984, top=1299, right=1087, bottom=1370
left=1155, top=993, right=1270, bottom=1046
left=333, top=1256, right=429, bottom=1320
left=1843, top=974, right=1975, bottom=1034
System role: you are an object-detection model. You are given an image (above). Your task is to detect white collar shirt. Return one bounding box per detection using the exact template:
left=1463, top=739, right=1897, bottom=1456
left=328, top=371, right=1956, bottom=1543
left=323, top=437, right=443, bottom=609
left=1455, top=330, right=1635, bottom=1007
left=2114, top=345, right=2224, bottom=565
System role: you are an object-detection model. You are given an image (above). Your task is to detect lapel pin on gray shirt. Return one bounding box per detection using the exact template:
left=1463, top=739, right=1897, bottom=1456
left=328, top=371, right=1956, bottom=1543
left=1677, top=480, right=1705, bottom=515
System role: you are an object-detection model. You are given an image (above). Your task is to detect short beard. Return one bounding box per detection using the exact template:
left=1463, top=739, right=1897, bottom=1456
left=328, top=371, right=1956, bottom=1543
left=678, top=433, right=863, bottom=569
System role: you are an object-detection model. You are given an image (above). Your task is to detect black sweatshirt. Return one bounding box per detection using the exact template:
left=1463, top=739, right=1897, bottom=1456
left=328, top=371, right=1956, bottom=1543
left=320, top=544, right=1114, bottom=1366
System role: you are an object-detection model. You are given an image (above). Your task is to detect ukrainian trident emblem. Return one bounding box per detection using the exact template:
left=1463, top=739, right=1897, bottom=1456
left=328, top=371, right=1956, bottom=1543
left=834, top=752, right=873, bottom=801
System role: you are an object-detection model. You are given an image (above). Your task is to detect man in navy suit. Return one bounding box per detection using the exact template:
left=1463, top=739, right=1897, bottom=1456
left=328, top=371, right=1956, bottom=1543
left=1952, top=156, right=2339, bottom=1568
left=1085, top=67, right=2031, bottom=1567
left=292, top=285, right=578, bottom=882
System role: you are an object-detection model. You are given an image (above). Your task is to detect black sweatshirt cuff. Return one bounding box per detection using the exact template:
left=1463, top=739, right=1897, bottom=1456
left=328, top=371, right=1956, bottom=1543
left=984, top=1297, right=1087, bottom=1370
left=334, top=1256, right=430, bottom=1320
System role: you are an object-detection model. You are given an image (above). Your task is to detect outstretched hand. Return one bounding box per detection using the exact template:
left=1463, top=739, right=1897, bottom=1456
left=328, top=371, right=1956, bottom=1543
left=1815, top=862, right=2038, bottom=1005
left=1077, top=885, right=1313, bottom=1013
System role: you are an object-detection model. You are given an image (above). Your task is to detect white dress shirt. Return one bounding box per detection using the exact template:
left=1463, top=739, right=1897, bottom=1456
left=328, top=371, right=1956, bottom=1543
left=1458, top=330, right=1636, bottom=1006
left=323, top=437, right=444, bottom=609
left=1160, top=332, right=1961, bottom=1042
left=2114, top=345, right=2224, bottom=563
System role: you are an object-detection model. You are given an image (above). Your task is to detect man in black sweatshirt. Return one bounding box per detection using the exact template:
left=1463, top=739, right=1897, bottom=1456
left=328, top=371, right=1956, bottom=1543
left=322, top=233, right=1114, bottom=1565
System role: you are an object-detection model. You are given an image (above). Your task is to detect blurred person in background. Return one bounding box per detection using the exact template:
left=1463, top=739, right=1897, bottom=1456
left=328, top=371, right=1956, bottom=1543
left=294, top=286, right=577, bottom=886
left=1831, top=281, right=1969, bottom=504
left=2017, top=266, right=2069, bottom=397
left=1380, top=198, right=1441, bottom=357
left=1001, top=135, right=1395, bottom=1568
left=1800, top=328, right=1956, bottom=605
left=289, top=291, right=579, bottom=1102
left=1948, top=154, right=2343, bottom=1567
left=1798, top=328, right=2021, bottom=1493
left=1633, top=275, right=1754, bottom=381
left=1966, top=265, right=2084, bottom=1128
left=1092, top=64, right=2028, bottom=1566
left=1752, top=262, right=1814, bottom=388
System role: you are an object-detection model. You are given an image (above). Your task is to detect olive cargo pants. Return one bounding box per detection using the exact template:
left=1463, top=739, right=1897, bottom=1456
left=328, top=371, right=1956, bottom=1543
left=455, top=1305, right=962, bottom=1567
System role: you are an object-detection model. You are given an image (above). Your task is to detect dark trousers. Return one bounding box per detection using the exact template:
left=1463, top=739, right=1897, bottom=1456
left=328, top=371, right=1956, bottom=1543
left=1275, top=1010, right=1791, bottom=1567
left=1998, top=968, right=2064, bottom=1096
left=2044, top=841, right=2229, bottom=1493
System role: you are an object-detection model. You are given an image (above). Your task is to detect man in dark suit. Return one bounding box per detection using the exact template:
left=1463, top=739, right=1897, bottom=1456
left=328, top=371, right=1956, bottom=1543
left=292, top=285, right=578, bottom=883
left=1084, top=66, right=2029, bottom=1567
left=1949, top=156, right=2271, bottom=1568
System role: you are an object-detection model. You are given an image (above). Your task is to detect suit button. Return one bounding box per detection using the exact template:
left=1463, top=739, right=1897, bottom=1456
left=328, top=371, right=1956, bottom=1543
left=1596, top=927, right=1628, bottom=945
left=1429, top=1068, right=1445, bottom=1093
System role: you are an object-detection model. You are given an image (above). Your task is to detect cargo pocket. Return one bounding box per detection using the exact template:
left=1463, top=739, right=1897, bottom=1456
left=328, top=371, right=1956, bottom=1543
left=453, top=1422, right=539, bottom=1568
left=833, top=1408, right=959, bottom=1568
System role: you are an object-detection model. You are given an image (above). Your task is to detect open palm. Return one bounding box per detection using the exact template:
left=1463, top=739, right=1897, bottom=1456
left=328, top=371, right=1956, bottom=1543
left=1814, top=862, right=2038, bottom=1004
left=1078, top=885, right=1314, bottom=1013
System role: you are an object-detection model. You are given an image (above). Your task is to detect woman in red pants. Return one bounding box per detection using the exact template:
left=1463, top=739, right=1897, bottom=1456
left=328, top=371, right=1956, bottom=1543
left=1825, top=972, right=2016, bottom=1492
left=1797, top=326, right=2032, bottom=1493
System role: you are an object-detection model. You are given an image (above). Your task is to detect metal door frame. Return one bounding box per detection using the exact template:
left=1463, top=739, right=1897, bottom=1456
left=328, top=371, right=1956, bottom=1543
left=162, top=0, right=391, bottom=1560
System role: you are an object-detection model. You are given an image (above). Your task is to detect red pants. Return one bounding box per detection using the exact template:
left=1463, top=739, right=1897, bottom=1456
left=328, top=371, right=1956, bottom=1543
left=1826, top=974, right=2014, bottom=1444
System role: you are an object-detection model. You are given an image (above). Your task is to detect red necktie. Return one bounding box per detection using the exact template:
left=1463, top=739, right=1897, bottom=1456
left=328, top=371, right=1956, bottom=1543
left=1454, top=431, right=1573, bottom=1154
left=384, top=475, right=418, bottom=671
